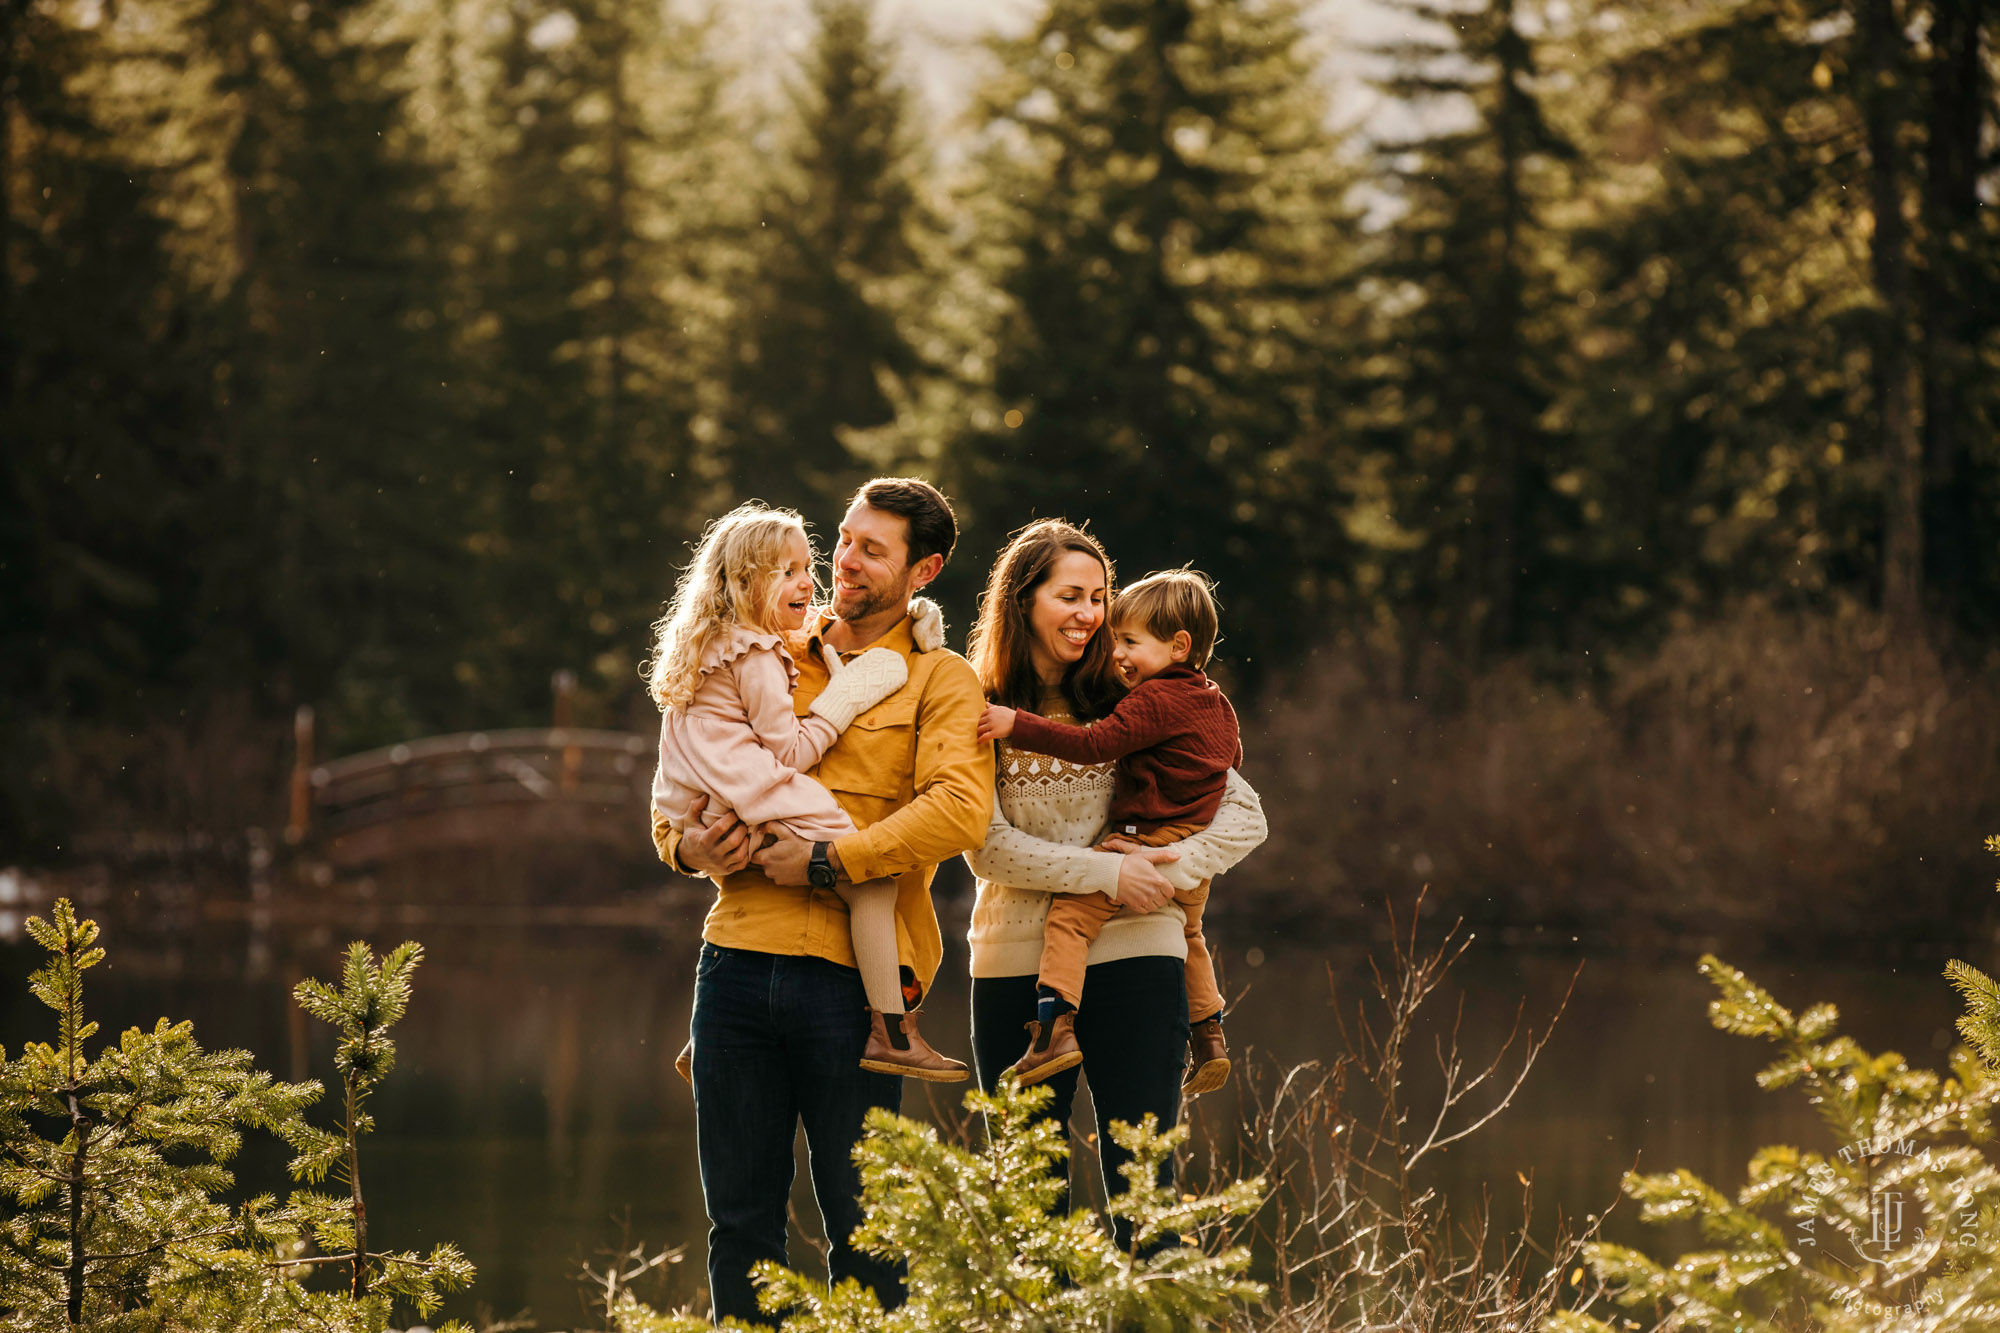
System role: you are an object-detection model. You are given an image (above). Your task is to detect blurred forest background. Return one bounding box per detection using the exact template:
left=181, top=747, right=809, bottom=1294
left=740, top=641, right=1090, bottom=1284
left=5, top=0, right=1998, bottom=945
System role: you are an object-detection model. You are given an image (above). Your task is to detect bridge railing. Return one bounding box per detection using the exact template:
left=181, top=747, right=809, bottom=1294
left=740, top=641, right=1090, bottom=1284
left=310, top=728, right=654, bottom=838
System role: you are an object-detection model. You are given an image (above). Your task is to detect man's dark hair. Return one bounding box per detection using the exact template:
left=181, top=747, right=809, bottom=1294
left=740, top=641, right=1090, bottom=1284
left=852, top=477, right=958, bottom=566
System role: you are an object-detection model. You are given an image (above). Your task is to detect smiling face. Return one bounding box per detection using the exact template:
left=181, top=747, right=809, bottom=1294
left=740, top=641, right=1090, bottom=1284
left=1110, top=621, right=1189, bottom=685
left=830, top=501, right=939, bottom=625
left=768, top=528, right=816, bottom=632
left=1025, top=550, right=1109, bottom=684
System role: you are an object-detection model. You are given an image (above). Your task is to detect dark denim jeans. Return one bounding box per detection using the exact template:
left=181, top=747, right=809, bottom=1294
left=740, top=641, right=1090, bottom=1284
left=970, top=954, right=1190, bottom=1250
left=691, top=943, right=903, bottom=1326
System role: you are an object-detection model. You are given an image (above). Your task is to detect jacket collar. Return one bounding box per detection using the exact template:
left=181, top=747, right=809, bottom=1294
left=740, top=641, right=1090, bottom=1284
left=806, top=608, right=917, bottom=658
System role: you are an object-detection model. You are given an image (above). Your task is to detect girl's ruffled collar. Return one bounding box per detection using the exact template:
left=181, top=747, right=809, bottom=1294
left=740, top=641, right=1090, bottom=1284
left=697, top=624, right=801, bottom=682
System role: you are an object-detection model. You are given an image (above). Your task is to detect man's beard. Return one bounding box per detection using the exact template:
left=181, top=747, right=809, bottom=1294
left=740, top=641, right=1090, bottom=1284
left=834, top=572, right=911, bottom=624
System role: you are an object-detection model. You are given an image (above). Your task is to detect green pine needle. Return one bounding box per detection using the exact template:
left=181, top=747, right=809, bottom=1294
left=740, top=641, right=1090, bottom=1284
left=1947, top=959, right=2000, bottom=1072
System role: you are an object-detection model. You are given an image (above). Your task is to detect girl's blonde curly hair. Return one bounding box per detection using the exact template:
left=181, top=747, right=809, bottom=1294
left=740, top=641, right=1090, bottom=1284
left=645, top=503, right=816, bottom=711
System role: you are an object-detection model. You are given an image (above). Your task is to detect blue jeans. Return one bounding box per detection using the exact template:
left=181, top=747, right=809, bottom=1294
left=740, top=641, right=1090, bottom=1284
left=970, top=954, right=1190, bottom=1251
left=691, top=943, right=904, bottom=1325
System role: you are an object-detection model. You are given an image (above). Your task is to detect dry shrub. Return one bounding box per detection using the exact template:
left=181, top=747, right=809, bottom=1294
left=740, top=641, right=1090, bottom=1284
left=1188, top=901, right=1598, bottom=1332
left=1235, top=600, right=2000, bottom=945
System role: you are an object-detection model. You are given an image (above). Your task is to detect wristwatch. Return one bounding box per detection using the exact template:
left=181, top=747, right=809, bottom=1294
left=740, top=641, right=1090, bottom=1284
left=808, top=841, right=837, bottom=891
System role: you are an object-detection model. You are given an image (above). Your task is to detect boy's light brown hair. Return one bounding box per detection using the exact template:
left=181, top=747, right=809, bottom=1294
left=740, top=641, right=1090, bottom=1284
left=1113, top=569, right=1221, bottom=669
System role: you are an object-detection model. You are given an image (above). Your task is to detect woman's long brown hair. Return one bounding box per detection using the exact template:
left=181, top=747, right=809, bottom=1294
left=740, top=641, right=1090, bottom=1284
left=967, top=519, right=1126, bottom=719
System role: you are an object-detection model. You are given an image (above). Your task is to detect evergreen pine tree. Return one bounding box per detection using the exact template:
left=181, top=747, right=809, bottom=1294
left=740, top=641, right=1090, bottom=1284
left=1916, top=0, right=1999, bottom=628
left=943, top=0, right=1363, bottom=679
left=285, top=941, right=475, bottom=1313
left=1560, top=0, right=1861, bottom=626
left=1554, top=953, right=2000, bottom=1333
left=1368, top=0, right=1581, bottom=664
left=468, top=0, right=745, bottom=722
left=717, top=0, right=928, bottom=522
left=187, top=0, right=469, bottom=742
left=1568, top=0, right=1999, bottom=636
left=0, top=0, right=215, bottom=850
left=0, top=906, right=473, bottom=1331
left=1945, top=836, right=2000, bottom=1069
left=1857, top=0, right=1923, bottom=629
left=609, top=1078, right=1265, bottom=1332
left=0, top=901, right=319, bottom=1328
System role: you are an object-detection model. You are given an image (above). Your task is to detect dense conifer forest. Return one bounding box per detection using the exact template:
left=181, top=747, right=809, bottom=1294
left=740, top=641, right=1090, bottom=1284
left=5, top=0, right=1996, bottom=936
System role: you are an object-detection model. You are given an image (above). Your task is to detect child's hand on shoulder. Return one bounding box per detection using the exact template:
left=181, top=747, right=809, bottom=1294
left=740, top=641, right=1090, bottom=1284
left=977, top=703, right=1016, bottom=743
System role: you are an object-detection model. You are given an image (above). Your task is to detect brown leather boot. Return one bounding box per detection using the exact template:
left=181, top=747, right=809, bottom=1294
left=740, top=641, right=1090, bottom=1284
left=859, top=1009, right=970, bottom=1083
left=674, top=1039, right=693, bottom=1087
left=1011, top=1011, right=1083, bottom=1087
left=1183, top=1016, right=1231, bottom=1097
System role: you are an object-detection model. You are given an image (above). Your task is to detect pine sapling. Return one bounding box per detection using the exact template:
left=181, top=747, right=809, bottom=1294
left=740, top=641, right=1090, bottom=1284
left=1945, top=837, right=2000, bottom=1071
left=1552, top=950, right=2000, bottom=1333
left=284, top=940, right=474, bottom=1319
left=0, top=900, right=319, bottom=1330
left=745, top=1078, right=1264, bottom=1332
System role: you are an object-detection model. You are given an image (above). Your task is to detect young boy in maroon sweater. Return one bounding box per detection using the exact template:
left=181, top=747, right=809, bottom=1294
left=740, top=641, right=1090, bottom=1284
left=977, top=569, right=1243, bottom=1096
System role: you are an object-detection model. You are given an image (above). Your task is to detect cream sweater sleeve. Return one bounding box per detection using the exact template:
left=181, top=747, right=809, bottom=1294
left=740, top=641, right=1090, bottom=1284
left=963, top=790, right=1127, bottom=900
left=1154, top=769, right=1268, bottom=894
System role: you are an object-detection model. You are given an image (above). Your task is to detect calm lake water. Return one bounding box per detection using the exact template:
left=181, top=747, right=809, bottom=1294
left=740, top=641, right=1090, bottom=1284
left=0, top=888, right=1970, bottom=1329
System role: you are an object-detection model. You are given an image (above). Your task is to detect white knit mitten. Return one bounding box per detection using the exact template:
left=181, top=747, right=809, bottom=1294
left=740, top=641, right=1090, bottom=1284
left=808, top=647, right=909, bottom=731
left=908, top=597, right=945, bottom=653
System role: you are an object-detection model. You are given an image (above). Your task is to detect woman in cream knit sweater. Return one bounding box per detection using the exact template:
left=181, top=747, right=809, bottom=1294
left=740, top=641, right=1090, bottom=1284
left=961, top=520, right=1267, bottom=1242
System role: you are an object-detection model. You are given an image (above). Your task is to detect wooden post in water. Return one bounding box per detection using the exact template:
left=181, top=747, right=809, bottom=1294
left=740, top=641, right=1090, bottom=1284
left=553, top=669, right=580, bottom=791
left=286, top=705, right=315, bottom=845
left=246, top=826, right=273, bottom=977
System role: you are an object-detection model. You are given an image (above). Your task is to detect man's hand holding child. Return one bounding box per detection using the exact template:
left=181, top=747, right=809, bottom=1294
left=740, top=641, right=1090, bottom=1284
left=677, top=795, right=761, bottom=877
left=752, top=831, right=839, bottom=887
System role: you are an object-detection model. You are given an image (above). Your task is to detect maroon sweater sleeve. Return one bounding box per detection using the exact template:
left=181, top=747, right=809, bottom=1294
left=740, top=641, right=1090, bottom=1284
left=1008, top=684, right=1179, bottom=765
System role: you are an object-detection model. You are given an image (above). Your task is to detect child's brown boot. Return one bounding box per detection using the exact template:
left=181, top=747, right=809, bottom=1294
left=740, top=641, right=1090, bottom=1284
left=1183, top=1016, right=1230, bottom=1097
left=860, top=1009, right=970, bottom=1083
left=674, top=1039, right=693, bottom=1086
left=1011, top=1012, right=1083, bottom=1087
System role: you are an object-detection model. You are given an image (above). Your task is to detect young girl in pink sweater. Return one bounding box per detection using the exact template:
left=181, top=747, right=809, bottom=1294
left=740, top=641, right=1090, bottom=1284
left=648, top=503, right=967, bottom=1080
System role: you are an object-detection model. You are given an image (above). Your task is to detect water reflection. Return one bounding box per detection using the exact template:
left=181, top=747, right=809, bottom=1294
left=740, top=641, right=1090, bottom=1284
left=0, top=905, right=1960, bottom=1327
left=0, top=867, right=31, bottom=943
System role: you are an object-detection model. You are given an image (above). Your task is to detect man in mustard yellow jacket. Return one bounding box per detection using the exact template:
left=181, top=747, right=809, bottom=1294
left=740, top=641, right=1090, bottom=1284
left=654, top=477, right=993, bottom=1325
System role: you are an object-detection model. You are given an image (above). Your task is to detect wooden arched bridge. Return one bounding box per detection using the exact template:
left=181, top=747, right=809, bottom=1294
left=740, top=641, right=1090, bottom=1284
left=303, top=726, right=655, bottom=868
left=285, top=678, right=657, bottom=870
